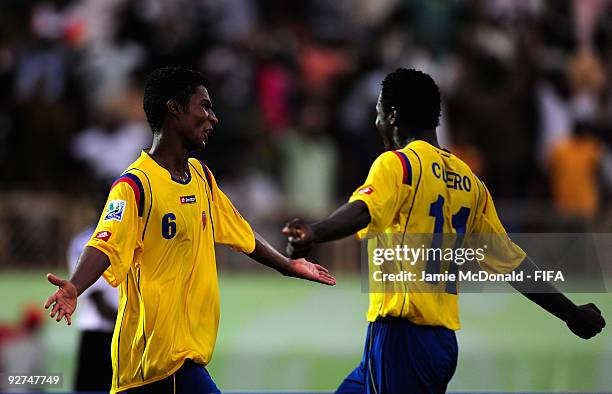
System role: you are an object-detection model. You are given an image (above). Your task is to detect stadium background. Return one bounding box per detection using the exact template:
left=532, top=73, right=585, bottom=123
left=1, top=0, right=612, bottom=392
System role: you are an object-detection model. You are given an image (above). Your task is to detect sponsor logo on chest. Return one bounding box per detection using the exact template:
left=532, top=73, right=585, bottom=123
left=180, top=195, right=197, bottom=204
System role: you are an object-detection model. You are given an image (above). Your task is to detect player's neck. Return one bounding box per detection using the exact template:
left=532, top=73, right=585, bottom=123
left=395, top=130, right=439, bottom=149
left=149, top=131, right=190, bottom=176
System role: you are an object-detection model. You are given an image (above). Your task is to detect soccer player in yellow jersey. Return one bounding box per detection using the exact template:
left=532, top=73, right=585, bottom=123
left=283, top=68, right=605, bottom=393
left=43, top=67, right=336, bottom=394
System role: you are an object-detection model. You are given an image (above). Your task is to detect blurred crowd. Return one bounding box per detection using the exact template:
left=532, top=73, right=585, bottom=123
left=2, top=0, right=612, bottom=235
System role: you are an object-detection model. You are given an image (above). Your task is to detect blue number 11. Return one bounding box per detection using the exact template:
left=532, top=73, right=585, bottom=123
left=426, top=195, right=470, bottom=294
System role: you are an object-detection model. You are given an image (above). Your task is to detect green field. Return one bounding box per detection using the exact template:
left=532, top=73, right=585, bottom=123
left=2, top=270, right=611, bottom=392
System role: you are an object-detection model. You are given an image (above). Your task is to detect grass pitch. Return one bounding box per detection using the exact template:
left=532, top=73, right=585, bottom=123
left=1, top=270, right=610, bottom=392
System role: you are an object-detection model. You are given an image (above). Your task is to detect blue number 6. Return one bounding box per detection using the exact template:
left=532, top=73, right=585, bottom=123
left=162, top=213, right=177, bottom=239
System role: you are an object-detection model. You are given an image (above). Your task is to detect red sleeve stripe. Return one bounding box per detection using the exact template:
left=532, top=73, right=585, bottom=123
left=392, top=151, right=413, bottom=185
left=111, top=173, right=144, bottom=217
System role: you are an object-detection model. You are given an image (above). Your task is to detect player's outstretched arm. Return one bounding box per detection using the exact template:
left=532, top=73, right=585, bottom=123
left=44, top=246, right=111, bottom=325
left=246, top=232, right=336, bottom=286
left=508, top=258, right=606, bottom=339
left=282, top=201, right=371, bottom=258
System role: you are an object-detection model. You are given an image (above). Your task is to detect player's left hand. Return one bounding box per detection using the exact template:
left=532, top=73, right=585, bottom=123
left=288, top=258, right=336, bottom=286
left=44, top=273, right=78, bottom=326
left=565, top=303, right=606, bottom=339
left=282, top=218, right=314, bottom=258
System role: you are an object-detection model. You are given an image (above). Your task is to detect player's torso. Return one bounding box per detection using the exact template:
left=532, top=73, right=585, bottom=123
left=112, top=157, right=220, bottom=386
left=106, top=155, right=228, bottom=392
left=370, top=141, right=480, bottom=329
left=139, top=165, right=213, bottom=272
left=125, top=157, right=219, bottom=311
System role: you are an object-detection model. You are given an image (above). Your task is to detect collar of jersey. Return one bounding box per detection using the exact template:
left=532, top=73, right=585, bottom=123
left=406, top=139, right=450, bottom=155
left=142, top=151, right=193, bottom=185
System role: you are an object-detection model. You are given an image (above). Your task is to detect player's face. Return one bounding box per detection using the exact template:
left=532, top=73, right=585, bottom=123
left=375, top=93, right=392, bottom=149
left=179, top=85, right=218, bottom=151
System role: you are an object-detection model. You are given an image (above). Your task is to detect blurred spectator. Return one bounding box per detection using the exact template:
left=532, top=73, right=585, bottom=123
left=280, top=100, right=337, bottom=219
left=256, top=61, right=293, bottom=134
left=0, top=305, right=45, bottom=392
left=71, top=95, right=150, bottom=187
left=549, top=121, right=612, bottom=226
left=1, top=0, right=612, bottom=267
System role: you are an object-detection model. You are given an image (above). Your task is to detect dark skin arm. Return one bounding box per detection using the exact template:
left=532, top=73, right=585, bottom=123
left=46, top=232, right=337, bottom=326
left=44, top=247, right=110, bottom=325
left=282, top=201, right=371, bottom=258
left=509, top=258, right=605, bottom=339
left=284, top=205, right=605, bottom=340
left=247, top=232, right=336, bottom=286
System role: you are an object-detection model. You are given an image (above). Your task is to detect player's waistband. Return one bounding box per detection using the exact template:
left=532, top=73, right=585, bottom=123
left=373, top=316, right=456, bottom=334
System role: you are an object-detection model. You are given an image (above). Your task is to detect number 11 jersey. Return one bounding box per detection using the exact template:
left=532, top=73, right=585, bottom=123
left=349, top=140, right=525, bottom=330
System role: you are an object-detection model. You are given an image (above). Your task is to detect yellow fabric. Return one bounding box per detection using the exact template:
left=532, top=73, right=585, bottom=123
left=349, top=140, right=525, bottom=330
left=86, top=151, right=255, bottom=393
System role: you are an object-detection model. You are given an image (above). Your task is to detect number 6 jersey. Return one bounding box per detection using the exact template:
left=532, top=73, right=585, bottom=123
left=86, top=151, right=255, bottom=393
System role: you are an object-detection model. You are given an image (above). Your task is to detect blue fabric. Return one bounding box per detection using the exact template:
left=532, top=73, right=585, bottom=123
left=336, top=318, right=458, bottom=394
left=121, top=359, right=220, bottom=394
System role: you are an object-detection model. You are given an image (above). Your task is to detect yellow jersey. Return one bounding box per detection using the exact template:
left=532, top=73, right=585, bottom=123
left=86, top=151, right=255, bottom=393
left=349, top=140, right=525, bottom=330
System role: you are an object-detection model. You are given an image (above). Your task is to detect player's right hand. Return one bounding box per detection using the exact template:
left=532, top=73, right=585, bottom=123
left=288, top=258, right=336, bottom=286
left=44, top=273, right=78, bottom=326
left=565, top=303, right=605, bottom=339
left=282, top=218, right=314, bottom=259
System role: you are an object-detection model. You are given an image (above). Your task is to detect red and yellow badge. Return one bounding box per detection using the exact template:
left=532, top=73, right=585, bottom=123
left=202, top=211, right=207, bottom=229
left=358, top=186, right=374, bottom=195
left=94, top=230, right=112, bottom=241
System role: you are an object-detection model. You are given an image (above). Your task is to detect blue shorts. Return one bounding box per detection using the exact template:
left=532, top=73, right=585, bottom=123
left=120, top=359, right=220, bottom=394
left=336, top=318, right=458, bottom=394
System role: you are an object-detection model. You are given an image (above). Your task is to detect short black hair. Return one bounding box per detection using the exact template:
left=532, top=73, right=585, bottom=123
left=381, top=68, right=441, bottom=132
left=143, top=67, right=207, bottom=133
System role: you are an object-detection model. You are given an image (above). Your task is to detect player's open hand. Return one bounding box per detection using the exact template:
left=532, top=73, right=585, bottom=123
left=44, top=273, right=78, bottom=325
left=566, top=303, right=605, bottom=339
left=288, top=258, right=336, bottom=286
left=282, top=218, right=314, bottom=258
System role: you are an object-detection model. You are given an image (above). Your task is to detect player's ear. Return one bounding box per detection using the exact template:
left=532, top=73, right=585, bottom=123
left=389, top=107, right=398, bottom=127
left=166, top=99, right=182, bottom=119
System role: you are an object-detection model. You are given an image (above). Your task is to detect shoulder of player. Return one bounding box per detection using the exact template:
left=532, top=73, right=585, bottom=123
left=469, top=172, right=491, bottom=215
left=110, top=171, right=146, bottom=217
left=188, top=158, right=216, bottom=184
left=374, top=149, right=421, bottom=187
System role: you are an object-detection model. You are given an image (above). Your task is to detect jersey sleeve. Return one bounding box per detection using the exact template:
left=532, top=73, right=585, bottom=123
left=200, top=162, right=256, bottom=253
left=86, top=174, right=144, bottom=287
left=471, top=179, right=526, bottom=273
left=348, top=151, right=411, bottom=239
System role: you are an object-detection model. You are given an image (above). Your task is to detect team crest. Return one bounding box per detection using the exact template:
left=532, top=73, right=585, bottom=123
left=104, top=200, right=126, bottom=222
left=202, top=211, right=207, bottom=229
